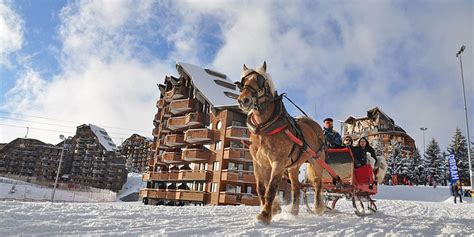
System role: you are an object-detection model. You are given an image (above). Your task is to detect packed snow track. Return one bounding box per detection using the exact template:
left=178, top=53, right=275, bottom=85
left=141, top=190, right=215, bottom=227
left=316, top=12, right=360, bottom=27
left=0, top=199, right=472, bottom=236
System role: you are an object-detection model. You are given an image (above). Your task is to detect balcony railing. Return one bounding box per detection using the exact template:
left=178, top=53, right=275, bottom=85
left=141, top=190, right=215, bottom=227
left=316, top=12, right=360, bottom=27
left=218, top=192, right=258, bottom=205
left=167, top=112, right=205, bottom=130
left=140, top=189, right=167, bottom=199
left=169, top=98, right=194, bottom=115
left=178, top=191, right=206, bottom=202
left=156, top=99, right=167, bottom=109
left=178, top=170, right=208, bottom=181
left=221, top=170, right=255, bottom=183
left=225, top=126, right=250, bottom=141
left=223, top=148, right=252, bottom=161
left=182, top=148, right=213, bottom=162
left=184, top=128, right=219, bottom=144
left=164, top=86, right=186, bottom=101
left=162, top=152, right=183, bottom=164
left=164, top=134, right=186, bottom=147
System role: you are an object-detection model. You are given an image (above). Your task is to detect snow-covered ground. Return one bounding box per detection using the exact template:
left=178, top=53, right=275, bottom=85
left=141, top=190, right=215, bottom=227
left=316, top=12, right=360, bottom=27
left=0, top=185, right=472, bottom=236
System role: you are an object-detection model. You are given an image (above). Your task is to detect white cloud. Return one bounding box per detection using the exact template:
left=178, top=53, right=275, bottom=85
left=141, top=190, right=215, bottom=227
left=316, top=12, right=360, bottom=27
left=0, top=1, right=23, bottom=66
left=2, top=0, right=473, bottom=151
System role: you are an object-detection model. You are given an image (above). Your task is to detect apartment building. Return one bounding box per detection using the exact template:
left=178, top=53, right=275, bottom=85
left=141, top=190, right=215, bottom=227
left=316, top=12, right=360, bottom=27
left=140, top=62, right=291, bottom=206
left=120, top=134, right=151, bottom=173
left=343, top=107, right=416, bottom=157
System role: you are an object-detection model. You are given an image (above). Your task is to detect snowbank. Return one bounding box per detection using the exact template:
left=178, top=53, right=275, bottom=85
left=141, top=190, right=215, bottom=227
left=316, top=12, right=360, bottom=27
left=116, top=172, right=145, bottom=201
left=0, top=177, right=116, bottom=202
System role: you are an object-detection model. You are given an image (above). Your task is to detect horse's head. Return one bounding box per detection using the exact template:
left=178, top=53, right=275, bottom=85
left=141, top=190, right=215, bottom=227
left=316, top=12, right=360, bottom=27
left=235, top=61, right=276, bottom=113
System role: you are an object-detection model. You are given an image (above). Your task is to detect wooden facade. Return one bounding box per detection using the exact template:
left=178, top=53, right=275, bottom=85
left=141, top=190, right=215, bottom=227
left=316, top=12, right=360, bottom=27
left=141, top=63, right=291, bottom=206
left=70, top=124, right=128, bottom=192
left=0, top=125, right=128, bottom=192
left=343, top=107, right=416, bottom=157
left=0, top=138, right=67, bottom=181
left=120, top=134, right=151, bottom=173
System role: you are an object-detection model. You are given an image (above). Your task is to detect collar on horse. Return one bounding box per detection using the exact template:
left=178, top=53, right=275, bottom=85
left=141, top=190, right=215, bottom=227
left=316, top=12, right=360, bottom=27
left=246, top=95, right=289, bottom=136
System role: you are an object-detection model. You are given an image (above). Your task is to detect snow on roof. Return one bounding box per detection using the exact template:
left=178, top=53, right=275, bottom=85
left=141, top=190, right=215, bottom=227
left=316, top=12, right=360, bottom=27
left=176, top=62, right=240, bottom=108
left=89, top=124, right=117, bottom=151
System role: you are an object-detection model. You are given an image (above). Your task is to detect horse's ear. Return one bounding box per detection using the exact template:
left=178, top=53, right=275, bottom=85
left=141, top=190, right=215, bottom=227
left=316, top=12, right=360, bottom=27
left=243, top=64, right=249, bottom=71
left=262, top=61, right=267, bottom=72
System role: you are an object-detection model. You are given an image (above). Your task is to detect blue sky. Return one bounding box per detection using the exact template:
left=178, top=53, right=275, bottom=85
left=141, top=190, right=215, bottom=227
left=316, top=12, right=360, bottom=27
left=0, top=0, right=473, bottom=150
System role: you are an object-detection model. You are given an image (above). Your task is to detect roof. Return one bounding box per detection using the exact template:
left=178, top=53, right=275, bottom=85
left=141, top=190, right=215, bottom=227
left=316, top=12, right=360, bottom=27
left=176, top=62, right=240, bottom=108
left=89, top=124, right=117, bottom=151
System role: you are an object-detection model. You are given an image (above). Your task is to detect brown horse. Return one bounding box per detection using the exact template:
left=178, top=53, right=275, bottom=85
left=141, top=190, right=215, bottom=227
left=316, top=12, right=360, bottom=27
left=236, top=62, right=326, bottom=225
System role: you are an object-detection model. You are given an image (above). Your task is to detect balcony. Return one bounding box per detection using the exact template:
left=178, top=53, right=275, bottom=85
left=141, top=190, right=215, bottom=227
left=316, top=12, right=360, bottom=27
left=178, top=170, right=208, bottom=181
left=149, top=172, right=169, bottom=180
left=218, top=192, right=257, bottom=205
left=159, top=123, right=171, bottom=134
left=164, top=86, right=186, bottom=101
left=223, top=148, right=252, bottom=161
left=184, top=128, right=219, bottom=144
left=221, top=170, right=255, bottom=183
left=140, top=189, right=166, bottom=199
left=156, top=99, right=167, bottom=109
left=169, top=98, right=194, bottom=115
left=142, top=173, right=150, bottom=181
left=167, top=112, right=205, bottom=130
left=164, top=134, right=186, bottom=147
left=182, top=148, right=213, bottom=162
left=162, top=152, right=183, bottom=164
left=178, top=191, right=206, bottom=202
left=226, top=126, right=250, bottom=141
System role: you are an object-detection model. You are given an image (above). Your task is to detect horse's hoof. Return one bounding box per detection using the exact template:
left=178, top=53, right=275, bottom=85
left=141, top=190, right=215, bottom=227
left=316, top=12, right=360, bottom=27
left=290, top=209, right=299, bottom=216
left=256, top=212, right=272, bottom=225
left=315, top=205, right=326, bottom=215
left=272, top=204, right=282, bottom=215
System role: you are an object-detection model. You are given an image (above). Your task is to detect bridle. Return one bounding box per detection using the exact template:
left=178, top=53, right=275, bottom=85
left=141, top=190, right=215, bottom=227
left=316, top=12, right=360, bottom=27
left=236, top=72, right=273, bottom=111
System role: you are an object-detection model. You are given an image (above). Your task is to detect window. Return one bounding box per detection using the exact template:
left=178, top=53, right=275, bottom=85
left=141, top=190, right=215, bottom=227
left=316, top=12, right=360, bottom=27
left=211, top=182, right=218, bottom=192
left=204, top=163, right=208, bottom=171
left=247, top=186, right=252, bottom=194
left=213, top=161, right=220, bottom=171
left=228, top=162, right=236, bottom=170
left=215, top=141, right=222, bottom=150
left=248, top=164, right=254, bottom=171
left=214, top=80, right=236, bottom=90
left=216, top=121, right=222, bottom=130
left=205, top=69, right=227, bottom=79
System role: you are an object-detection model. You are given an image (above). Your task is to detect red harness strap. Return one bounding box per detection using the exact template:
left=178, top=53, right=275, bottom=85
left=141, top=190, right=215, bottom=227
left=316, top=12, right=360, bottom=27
left=266, top=124, right=287, bottom=136
left=284, top=129, right=339, bottom=179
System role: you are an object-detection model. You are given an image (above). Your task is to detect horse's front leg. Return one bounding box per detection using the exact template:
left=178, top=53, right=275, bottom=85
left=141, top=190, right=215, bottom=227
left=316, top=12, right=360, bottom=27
left=253, top=161, right=269, bottom=210
left=310, top=156, right=326, bottom=215
left=256, top=167, right=283, bottom=225
left=287, top=167, right=301, bottom=216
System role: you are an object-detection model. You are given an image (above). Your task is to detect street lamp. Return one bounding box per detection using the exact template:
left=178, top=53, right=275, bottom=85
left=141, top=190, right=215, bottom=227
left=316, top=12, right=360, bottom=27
left=420, top=127, right=428, bottom=158
left=456, top=45, right=473, bottom=192
left=51, top=134, right=72, bottom=202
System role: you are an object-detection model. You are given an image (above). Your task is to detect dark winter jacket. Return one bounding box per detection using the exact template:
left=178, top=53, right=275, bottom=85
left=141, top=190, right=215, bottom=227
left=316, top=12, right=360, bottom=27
left=323, top=127, right=342, bottom=148
left=352, top=145, right=378, bottom=168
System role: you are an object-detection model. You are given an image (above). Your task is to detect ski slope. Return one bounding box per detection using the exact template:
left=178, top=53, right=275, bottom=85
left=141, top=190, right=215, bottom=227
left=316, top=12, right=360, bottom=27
left=0, top=185, right=472, bottom=236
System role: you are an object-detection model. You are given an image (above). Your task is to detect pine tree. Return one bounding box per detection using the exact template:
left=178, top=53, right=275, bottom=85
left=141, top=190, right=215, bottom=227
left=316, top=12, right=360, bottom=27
left=410, top=148, right=423, bottom=185
left=447, top=128, right=470, bottom=185
left=425, top=138, right=444, bottom=185
left=370, top=137, right=384, bottom=159
left=385, top=139, right=402, bottom=185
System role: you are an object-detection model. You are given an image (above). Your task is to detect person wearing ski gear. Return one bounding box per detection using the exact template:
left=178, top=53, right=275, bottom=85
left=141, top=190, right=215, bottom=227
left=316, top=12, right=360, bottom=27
left=356, top=137, right=380, bottom=174
left=323, top=118, right=342, bottom=148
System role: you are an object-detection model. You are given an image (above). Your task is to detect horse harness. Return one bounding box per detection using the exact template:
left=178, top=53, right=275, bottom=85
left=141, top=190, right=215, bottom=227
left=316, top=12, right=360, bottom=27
left=239, top=71, right=341, bottom=183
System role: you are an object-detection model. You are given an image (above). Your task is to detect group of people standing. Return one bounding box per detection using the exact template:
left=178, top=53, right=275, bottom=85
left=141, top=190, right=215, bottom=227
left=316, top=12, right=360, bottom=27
left=322, top=118, right=381, bottom=174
